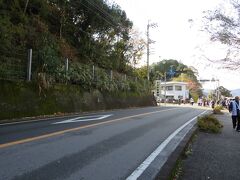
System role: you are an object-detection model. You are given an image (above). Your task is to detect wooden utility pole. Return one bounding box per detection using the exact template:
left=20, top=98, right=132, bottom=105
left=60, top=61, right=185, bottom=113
left=146, top=21, right=157, bottom=81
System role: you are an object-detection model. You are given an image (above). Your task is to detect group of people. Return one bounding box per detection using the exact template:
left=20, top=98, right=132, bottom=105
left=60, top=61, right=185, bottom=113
left=190, top=96, right=240, bottom=132
left=190, top=97, right=217, bottom=109
left=229, top=96, right=240, bottom=132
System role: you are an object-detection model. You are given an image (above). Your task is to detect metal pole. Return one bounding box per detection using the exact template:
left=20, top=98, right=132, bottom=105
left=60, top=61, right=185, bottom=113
left=27, top=49, right=32, bottom=81
left=110, top=70, right=113, bottom=81
left=164, top=72, right=166, bottom=106
left=159, top=80, right=161, bottom=105
left=65, top=58, right=69, bottom=73
left=217, top=80, right=220, bottom=101
left=147, top=21, right=150, bottom=81
left=92, top=65, right=95, bottom=80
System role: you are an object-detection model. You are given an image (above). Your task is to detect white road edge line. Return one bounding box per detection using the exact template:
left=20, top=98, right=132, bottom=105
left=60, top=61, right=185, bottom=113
left=126, top=110, right=208, bottom=180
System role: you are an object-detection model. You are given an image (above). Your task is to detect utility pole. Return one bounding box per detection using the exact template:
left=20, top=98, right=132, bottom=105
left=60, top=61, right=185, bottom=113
left=147, top=21, right=150, bottom=81
left=162, top=60, right=167, bottom=105
left=216, top=79, right=220, bottom=101
left=199, top=78, right=220, bottom=101
left=146, top=20, right=157, bottom=81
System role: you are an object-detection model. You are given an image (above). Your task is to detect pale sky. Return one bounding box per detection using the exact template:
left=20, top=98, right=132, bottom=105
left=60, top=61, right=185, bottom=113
left=113, top=0, right=240, bottom=90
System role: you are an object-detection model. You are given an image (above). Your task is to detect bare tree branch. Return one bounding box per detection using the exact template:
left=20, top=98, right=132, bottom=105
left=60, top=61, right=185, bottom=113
left=203, top=0, right=240, bottom=70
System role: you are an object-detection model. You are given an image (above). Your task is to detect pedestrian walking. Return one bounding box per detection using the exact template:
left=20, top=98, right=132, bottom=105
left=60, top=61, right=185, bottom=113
left=190, top=98, right=194, bottom=106
left=178, top=98, right=181, bottom=105
left=211, top=100, right=215, bottom=109
left=229, top=96, right=240, bottom=131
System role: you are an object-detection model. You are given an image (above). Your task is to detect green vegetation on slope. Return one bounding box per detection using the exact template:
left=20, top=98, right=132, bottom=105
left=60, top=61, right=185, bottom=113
left=0, top=0, right=146, bottom=82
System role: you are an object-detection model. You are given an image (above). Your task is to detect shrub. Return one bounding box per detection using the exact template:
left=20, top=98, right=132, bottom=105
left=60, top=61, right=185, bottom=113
left=213, top=106, right=224, bottom=114
left=197, top=114, right=223, bottom=133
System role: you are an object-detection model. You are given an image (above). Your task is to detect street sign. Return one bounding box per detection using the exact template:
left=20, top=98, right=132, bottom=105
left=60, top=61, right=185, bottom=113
left=167, top=68, right=175, bottom=77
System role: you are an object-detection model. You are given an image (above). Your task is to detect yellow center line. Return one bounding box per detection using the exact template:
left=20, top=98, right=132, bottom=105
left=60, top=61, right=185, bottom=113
left=0, top=108, right=177, bottom=149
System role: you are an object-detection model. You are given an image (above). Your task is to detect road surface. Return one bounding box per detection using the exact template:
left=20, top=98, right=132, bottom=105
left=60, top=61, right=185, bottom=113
left=0, top=106, right=207, bottom=180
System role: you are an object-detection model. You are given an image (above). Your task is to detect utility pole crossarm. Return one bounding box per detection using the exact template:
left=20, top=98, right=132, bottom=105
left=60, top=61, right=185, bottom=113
left=199, top=79, right=211, bottom=82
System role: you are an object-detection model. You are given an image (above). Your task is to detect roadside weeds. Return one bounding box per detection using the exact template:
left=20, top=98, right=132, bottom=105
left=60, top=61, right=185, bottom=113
left=169, top=133, right=198, bottom=180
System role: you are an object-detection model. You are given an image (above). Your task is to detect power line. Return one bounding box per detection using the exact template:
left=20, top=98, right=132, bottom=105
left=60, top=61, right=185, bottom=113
left=86, top=0, right=120, bottom=26
left=80, top=1, right=118, bottom=30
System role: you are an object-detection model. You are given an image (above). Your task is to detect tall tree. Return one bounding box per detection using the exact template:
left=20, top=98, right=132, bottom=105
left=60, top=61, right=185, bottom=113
left=150, top=59, right=203, bottom=100
left=0, top=0, right=139, bottom=74
left=215, top=86, right=232, bottom=97
left=126, top=28, right=146, bottom=67
left=150, top=59, right=194, bottom=82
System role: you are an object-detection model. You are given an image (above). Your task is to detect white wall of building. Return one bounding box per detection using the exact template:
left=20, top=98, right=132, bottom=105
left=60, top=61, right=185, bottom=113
left=154, top=81, right=189, bottom=100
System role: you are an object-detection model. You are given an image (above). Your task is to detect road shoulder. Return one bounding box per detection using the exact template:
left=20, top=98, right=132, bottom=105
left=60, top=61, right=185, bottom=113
left=135, top=110, right=208, bottom=180
left=179, top=112, right=240, bottom=180
left=155, top=124, right=198, bottom=180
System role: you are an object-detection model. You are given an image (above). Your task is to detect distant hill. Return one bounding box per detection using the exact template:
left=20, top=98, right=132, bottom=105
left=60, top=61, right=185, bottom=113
left=202, top=89, right=240, bottom=97
left=231, top=89, right=240, bottom=97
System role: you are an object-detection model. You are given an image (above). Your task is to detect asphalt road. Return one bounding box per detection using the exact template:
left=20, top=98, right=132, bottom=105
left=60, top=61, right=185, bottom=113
left=0, top=106, right=207, bottom=180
